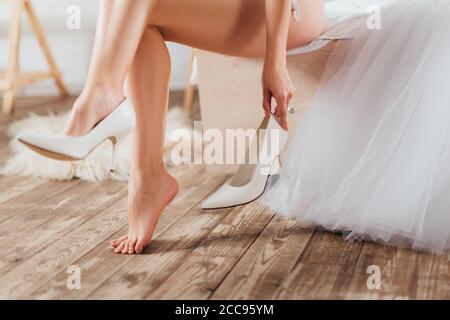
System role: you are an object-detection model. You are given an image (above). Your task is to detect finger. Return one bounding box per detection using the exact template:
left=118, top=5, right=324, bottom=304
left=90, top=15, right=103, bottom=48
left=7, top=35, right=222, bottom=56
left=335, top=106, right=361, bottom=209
left=262, top=89, right=272, bottom=117
left=287, top=91, right=295, bottom=112
left=279, top=108, right=288, bottom=131
left=275, top=96, right=288, bottom=131
left=284, top=91, right=295, bottom=131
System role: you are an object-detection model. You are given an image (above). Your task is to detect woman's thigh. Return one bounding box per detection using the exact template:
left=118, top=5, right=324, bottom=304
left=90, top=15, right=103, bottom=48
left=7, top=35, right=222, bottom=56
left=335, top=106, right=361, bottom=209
left=151, top=0, right=325, bottom=58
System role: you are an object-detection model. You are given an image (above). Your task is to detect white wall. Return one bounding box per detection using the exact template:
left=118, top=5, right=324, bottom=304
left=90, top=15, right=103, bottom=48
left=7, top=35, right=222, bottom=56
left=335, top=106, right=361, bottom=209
left=0, top=0, right=191, bottom=96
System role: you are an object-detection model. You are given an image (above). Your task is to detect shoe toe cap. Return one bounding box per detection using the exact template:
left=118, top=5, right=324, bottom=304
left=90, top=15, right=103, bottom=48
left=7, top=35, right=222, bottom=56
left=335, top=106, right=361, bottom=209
left=201, top=184, right=248, bottom=210
left=201, top=186, right=230, bottom=210
left=201, top=195, right=221, bottom=210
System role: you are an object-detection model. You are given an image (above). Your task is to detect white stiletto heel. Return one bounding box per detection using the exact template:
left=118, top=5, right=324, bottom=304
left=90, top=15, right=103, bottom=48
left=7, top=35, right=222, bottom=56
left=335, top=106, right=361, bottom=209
left=202, top=115, right=288, bottom=210
left=108, top=131, right=130, bottom=172
left=17, top=99, right=135, bottom=164
left=109, top=137, right=118, bottom=172
left=269, top=155, right=282, bottom=175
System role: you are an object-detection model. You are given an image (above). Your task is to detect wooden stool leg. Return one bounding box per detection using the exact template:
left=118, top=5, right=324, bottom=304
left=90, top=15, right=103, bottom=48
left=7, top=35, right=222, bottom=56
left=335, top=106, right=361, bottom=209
left=2, top=0, right=24, bottom=115
left=24, top=0, right=68, bottom=96
left=183, top=49, right=197, bottom=113
left=2, top=91, right=16, bottom=114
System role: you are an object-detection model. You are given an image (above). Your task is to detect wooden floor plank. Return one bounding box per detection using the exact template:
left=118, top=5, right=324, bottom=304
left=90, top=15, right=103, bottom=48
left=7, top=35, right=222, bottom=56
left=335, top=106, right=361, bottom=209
left=0, top=165, right=187, bottom=253
left=85, top=185, right=234, bottom=299
left=31, top=167, right=226, bottom=299
left=0, top=181, right=127, bottom=275
left=146, top=203, right=274, bottom=300
left=275, top=230, right=364, bottom=300
left=344, top=242, right=448, bottom=299
left=0, top=95, right=448, bottom=300
left=0, top=194, right=129, bottom=299
left=0, top=175, right=47, bottom=206
left=415, top=252, right=449, bottom=299
left=211, top=216, right=314, bottom=300
left=0, top=180, right=95, bottom=246
left=0, top=96, right=74, bottom=127
left=0, top=179, right=79, bottom=224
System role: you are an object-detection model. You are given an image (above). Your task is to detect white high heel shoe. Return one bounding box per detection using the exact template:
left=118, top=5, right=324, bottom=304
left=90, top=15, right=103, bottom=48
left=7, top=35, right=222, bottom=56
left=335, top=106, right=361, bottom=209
left=202, top=115, right=288, bottom=210
left=17, top=98, right=135, bottom=171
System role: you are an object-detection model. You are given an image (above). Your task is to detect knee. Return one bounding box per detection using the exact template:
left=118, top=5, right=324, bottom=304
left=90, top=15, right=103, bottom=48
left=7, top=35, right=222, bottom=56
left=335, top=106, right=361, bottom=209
left=142, top=25, right=166, bottom=42
left=137, top=26, right=171, bottom=69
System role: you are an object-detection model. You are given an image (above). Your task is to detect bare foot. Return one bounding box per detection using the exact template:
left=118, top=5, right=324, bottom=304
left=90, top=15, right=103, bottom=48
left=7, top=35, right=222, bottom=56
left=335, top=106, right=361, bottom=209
left=111, top=172, right=179, bottom=254
left=64, top=84, right=124, bottom=136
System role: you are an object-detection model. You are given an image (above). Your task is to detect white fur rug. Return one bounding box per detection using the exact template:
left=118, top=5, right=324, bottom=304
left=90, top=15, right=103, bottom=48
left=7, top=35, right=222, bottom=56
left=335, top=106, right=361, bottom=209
left=1, top=107, right=200, bottom=182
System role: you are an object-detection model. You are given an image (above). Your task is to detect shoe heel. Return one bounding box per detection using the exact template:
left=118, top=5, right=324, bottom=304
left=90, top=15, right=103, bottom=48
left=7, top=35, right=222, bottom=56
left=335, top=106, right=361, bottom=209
left=109, top=137, right=118, bottom=172
left=269, top=156, right=282, bottom=175
left=109, top=131, right=132, bottom=172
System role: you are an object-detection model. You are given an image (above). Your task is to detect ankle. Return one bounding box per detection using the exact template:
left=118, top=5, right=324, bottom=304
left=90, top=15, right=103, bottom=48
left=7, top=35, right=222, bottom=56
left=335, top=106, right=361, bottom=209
left=85, top=76, right=124, bottom=97
left=75, top=83, right=124, bottom=113
left=131, top=168, right=170, bottom=187
left=132, top=159, right=166, bottom=176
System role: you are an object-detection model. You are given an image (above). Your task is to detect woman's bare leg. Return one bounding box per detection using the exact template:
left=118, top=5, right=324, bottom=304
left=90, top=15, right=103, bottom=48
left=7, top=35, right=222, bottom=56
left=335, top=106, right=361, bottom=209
left=64, top=0, right=159, bottom=136
left=108, top=0, right=324, bottom=254
left=151, top=0, right=324, bottom=57
left=111, top=27, right=178, bottom=254
left=65, top=0, right=323, bottom=136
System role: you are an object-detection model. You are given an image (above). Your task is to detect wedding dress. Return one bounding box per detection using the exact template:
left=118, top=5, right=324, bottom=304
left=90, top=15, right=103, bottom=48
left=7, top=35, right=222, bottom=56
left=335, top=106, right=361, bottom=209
left=262, top=0, right=450, bottom=253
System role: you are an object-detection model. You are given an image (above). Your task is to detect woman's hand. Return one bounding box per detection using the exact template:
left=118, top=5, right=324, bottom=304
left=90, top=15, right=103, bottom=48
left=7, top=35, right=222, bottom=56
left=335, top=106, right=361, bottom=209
left=262, top=62, right=296, bottom=131
left=263, top=0, right=295, bottom=131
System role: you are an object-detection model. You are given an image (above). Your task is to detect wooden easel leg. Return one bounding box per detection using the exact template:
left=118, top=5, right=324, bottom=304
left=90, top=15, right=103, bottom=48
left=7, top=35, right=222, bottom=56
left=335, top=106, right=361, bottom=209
left=24, top=0, right=68, bottom=97
left=2, top=0, right=24, bottom=115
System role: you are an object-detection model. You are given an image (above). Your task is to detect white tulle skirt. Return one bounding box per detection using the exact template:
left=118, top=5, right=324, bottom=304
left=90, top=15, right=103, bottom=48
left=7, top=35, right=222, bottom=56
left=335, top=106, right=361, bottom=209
left=262, top=0, right=450, bottom=254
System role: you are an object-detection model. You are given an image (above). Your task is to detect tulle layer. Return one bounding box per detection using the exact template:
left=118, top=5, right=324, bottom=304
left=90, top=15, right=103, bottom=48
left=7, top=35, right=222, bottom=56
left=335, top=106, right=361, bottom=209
left=262, top=0, right=450, bottom=254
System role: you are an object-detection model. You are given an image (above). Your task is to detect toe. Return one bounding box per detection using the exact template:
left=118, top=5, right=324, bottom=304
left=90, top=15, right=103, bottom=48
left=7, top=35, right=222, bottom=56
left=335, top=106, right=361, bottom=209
left=111, top=239, right=120, bottom=248
left=114, top=240, right=126, bottom=253
left=128, top=239, right=137, bottom=254
left=135, top=240, right=145, bottom=254
left=121, top=240, right=129, bottom=254
left=111, top=235, right=127, bottom=248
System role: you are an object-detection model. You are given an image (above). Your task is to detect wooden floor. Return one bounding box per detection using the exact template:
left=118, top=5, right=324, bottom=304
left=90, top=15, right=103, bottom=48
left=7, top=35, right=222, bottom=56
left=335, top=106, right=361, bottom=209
left=0, top=96, right=448, bottom=300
